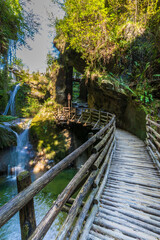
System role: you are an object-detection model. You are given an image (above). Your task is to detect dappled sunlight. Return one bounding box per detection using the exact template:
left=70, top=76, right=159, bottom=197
left=33, top=161, right=45, bottom=173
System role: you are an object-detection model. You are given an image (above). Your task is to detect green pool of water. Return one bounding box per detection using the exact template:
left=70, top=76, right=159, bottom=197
left=0, top=168, right=77, bottom=240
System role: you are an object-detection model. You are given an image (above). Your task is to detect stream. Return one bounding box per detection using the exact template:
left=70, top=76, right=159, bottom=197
left=0, top=119, right=77, bottom=239
left=0, top=168, right=76, bottom=240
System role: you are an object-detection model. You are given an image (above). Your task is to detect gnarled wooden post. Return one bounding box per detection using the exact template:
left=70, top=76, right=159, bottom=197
left=17, top=171, right=36, bottom=240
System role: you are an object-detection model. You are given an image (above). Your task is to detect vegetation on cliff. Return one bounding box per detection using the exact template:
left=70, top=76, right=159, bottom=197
left=30, top=98, right=71, bottom=172
left=15, top=71, right=50, bottom=117
left=55, top=0, right=160, bottom=113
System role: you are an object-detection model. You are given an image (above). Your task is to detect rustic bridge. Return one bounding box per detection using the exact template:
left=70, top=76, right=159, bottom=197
left=0, top=108, right=160, bottom=240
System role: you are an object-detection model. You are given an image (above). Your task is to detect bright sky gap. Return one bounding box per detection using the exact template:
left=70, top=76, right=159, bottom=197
left=17, top=0, right=64, bottom=73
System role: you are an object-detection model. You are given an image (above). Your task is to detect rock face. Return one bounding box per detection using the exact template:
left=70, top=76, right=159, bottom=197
left=51, top=54, right=147, bottom=139
left=53, top=39, right=87, bottom=105
left=49, top=60, right=73, bottom=105
left=53, top=64, right=67, bottom=105
left=88, top=80, right=146, bottom=140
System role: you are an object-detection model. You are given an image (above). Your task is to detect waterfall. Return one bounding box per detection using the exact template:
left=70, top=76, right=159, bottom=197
left=3, top=83, right=20, bottom=116
left=0, top=124, right=19, bottom=177
left=15, top=120, right=32, bottom=176
left=0, top=120, right=33, bottom=178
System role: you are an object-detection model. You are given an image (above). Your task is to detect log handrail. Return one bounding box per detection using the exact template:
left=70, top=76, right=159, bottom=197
left=146, top=115, right=160, bottom=169
left=30, top=116, right=116, bottom=240
left=146, top=116, right=160, bottom=129
left=0, top=108, right=116, bottom=240
left=56, top=107, right=113, bottom=129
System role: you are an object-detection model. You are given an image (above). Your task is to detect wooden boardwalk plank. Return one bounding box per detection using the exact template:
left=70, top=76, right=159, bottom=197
left=84, top=129, right=160, bottom=240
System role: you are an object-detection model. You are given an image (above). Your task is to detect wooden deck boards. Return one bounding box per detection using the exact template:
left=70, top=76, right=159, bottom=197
left=87, top=129, right=160, bottom=240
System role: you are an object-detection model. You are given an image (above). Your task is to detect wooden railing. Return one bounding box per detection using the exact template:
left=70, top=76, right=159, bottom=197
left=0, top=109, right=116, bottom=240
left=56, top=107, right=113, bottom=130
left=77, top=108, right=113, bottom=130
left=146, top=115, right=160, bottom=169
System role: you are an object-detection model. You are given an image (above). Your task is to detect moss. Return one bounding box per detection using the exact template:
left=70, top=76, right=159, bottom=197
left=0, top=115, right=17, bottom=122
left=15, top=83, right=42, bottom=117
left=30, top=99, right=69, bottom=164
left=22, top=223, right=29, bottom=240
left=17, top=171, right=29, bottom=181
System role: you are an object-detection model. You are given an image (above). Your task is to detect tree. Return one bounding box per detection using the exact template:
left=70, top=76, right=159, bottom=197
left=56, top=0, right=109, bottom=66
left=0, top=0, right=39, bottom=53
left=0, top=0, right=39, bottom=111
left=55, top=0, right=159, bottom=71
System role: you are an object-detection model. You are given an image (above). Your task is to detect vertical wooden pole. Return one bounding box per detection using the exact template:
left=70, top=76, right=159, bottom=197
left=68, top=93, right=71, bottom=118
left=88, top=132, right=94, bottom=157
left=17, top=171, right=36, bottom=240
left=146, top=116, right=149, bottom=148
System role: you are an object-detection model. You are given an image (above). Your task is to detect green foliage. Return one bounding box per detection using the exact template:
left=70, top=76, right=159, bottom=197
left=72, top=82, right=80, bottom=101
left=14, top=69, right=52, bottom=117
left=135, top=80, right=154, bottom=105
left=0, top=0, right=39, bottom=115
left=55, top=0, right=160, bottom=92
left=0, top=0, right=22, bottom=52
left=0, top=0, right=39, bottom=52
left=46, top=52, right=55, bottom=70
left=56, top=0, right=108, bottom=66
left=98, top=72, right=136, bottom=95
left=11, top=57, right=25, bottom=70
left=0, top=124, right=17, bottom=149
left=0, top=128, right=16, bottom=149
left=30, top=99, right=69, bottom=162
left=55, top=0, right=160, bottom=68
left=98, top=71, right=155, bottom=107
left=20, top=96, right=42, bottom=117
left=139, top=92, right=153, bottom=104
left=0, top=115, right=17, bottom=123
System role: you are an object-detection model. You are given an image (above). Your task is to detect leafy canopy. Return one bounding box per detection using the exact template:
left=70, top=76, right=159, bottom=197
left=55, top=0, right=160, bottom=69
left=0, top=0, right=39, bottom=53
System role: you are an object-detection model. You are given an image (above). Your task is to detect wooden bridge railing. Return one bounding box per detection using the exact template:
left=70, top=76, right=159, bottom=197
left=56, top=107, right=113, bottom=130
left=146, top=115, right=160, bottom=169
left=0, top=109, right=116, bottom=240
left=77, top=108, right=113, bottom=130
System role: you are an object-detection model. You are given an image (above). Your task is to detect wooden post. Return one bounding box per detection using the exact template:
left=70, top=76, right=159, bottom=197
left=68, top=93, right=71, bottom=118
left=88, top=132, right=93, bottom=157
left=146, top=115, right=150, bottom=148
left=68, top=93, right=71, bottom=108
left=17, top=171, right=36, bottom=240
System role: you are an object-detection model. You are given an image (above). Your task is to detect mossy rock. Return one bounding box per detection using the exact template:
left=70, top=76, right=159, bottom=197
left=0, top=126, right=17, bottom=149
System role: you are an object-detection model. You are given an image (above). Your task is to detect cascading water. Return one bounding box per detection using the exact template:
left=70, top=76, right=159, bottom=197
left=3, top=83, right=20, bottom=116
left=0, top=123, right=19, bottom=177
left=0, top=120, right=33, bottom=177
left=6, top=120, right=33, bottom=178
left=14, top=120, right=32, bottom=176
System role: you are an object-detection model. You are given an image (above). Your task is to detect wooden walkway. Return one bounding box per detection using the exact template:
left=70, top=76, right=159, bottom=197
left=0, top=109, right=159, bottom=240
left=84, top=129, right=160, bottom=240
